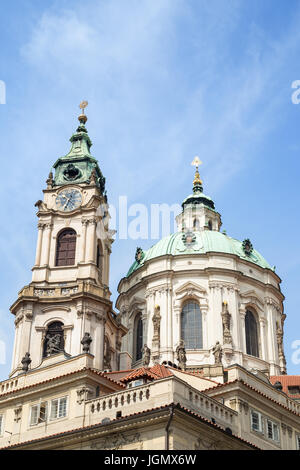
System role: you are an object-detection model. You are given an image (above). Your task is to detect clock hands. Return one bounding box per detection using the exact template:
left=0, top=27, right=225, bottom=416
left=62, top=192, right=74, bottom=210
left=56, top=190, right=81, bottom=211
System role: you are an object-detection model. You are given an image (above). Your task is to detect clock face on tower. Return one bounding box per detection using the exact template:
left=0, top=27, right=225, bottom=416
left=55, top=189, right=82, bottom=212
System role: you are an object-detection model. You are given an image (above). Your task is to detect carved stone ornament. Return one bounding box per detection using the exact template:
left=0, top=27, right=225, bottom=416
left=176, top=340, right=187, bottom=370
left=21, top=352, right=31, bottom=372
left=14, top=405, right=22, bottom=423
left=212, top=341, right=223, bottom=365
left=182, top=230, right=196, bottom=248
left=242, top=238, right=253, bottom=256
left=103, top=338, right=112, bottom=371
left=77, top=387, right=91, bottom=405
left=195, top=437, right=222, bottom=450
left=152, top=305, right=161, bottom=343
left=142, top=344, right=151, bottom=367
left=276, top=321, right=287, bottom=374
left=46, top=334, right=62, bottom=356
left=135, top=247, right=145, bottom=264
left=81, top=332, right=92, bottom=353
left=46, top=171, right=54, bottom=189
left=89, top=168, right=97, bottom=185
left=90, top=433, right=141, bottom=450
left=221, top=301, right=233, bottom=345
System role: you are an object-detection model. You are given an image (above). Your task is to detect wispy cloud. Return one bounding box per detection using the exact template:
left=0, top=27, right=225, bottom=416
left=20, top=0, right=300, bottom=200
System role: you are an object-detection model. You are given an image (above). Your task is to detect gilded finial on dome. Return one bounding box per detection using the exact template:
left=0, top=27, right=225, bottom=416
left=78, top=100, right=88, bottom=124
left=191, top=156, right=203, bottom=192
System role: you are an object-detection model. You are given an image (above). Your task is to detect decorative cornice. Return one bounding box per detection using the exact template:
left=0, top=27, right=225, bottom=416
left=209, top=281, right=239, bottom=292
left=175, top=281, right=207, bottom=296
left=41, top=306, right=72, bottom=313
left=264, top=297, right=282, bottom=313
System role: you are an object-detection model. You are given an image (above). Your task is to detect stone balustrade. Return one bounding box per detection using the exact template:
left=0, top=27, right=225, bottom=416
left=0, top=378, right=19, bottom=395
left=87, top=376, right=238, bottom=431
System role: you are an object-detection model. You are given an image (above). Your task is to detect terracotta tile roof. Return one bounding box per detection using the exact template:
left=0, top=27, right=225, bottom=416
left=150, top=363, right=174, bottom=378
left=119, top=364, right=173, bottom=383
left=2, top=402, right=260, bottom=450
left=118, top=364, right=219, bottom=385
left=202, top=378, right=300, bottom=417
left=270, top=375, right=300, bottom=399
left=0, top=368, right=125, bottom=398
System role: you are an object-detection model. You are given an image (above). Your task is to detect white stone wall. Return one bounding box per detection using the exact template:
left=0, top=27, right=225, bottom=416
left=10, top=182, right=120, bottom=376
left=117, top=251, right=284, bottom=375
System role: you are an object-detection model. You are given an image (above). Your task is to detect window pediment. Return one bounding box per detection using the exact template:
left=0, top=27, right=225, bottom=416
left=175, top=282, right=207, bottom=300
left=128, top=296, right=146, bottom=319
left=240, top=291, right=264, bottom=311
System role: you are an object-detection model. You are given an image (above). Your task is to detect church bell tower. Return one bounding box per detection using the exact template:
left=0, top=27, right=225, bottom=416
left=9, top=103, right=125, bottom=377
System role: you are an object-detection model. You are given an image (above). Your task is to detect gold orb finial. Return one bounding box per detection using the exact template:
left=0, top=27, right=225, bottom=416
left=78, top=100, right=88, bottom=124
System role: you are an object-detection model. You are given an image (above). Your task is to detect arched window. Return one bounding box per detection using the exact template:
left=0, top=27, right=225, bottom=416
left=134, top=314, right=143, bottom=361
left=56, top=229, right=76, bottom=266
left=245, top=310, right=259, bottom=357
left=208, top=220, right=212, bottom=230
left=181, top=301, right=202, bottom=349
left=43, top=321, right=64, bottom=358
left=193, top=219, right=200, bottom=231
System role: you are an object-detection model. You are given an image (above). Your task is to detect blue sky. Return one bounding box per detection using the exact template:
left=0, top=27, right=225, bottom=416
left=0, top=0, right=299, bottom=379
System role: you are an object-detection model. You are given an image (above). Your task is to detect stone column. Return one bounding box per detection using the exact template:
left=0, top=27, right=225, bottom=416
left=239, top=306, right=246, bottom=354
left=161, top=288, right=169, bottom=359
left=62, top=325, right=74, bottom=356
left=266, top=301, right=278, bottom=372
left=145, top=291, right=154, bottom=348
left=259, top=318, right=268, bottom=362
left=167, top=287, right=173, bottom=360
left=234, top=293, right=242, bottom=352
left=11, top=315, right=23, bottom=371
left=95, top=312, right=106, bottom=370
left=173, top=304, right=181, bottom=349
left=209, top=284, right=223, bottom=348
left=20, top=310, right=33, bottom=365
left=34, top=223, right=45, bottom=266
left=104, top=245, right=111, bottom=287
left=201, top=305, right=208, bottom=350
left=86, top=218, right=97, bottom=263
left=80, top=219, right=88, bottom=263
left=41, top=223, right=53, bottom=266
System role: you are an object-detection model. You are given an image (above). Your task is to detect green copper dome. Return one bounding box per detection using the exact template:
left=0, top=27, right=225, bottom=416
left=126, top=231, right=273, bottom=277
left=51, top=113, right=106, bottom=196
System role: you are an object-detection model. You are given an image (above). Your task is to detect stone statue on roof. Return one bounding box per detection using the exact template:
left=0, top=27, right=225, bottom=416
left=142, top=344, right=151, bottom=367
left=176, top=340, right=187, bottom=370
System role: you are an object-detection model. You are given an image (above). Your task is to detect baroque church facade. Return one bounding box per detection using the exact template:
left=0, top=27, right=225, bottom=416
left=0, top=109, right=299, bottom=450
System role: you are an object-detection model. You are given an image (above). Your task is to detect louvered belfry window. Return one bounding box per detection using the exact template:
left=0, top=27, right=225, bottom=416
left=56, top=229, right=76, bottom=266
left=245, top=310, right=259, bottom=357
